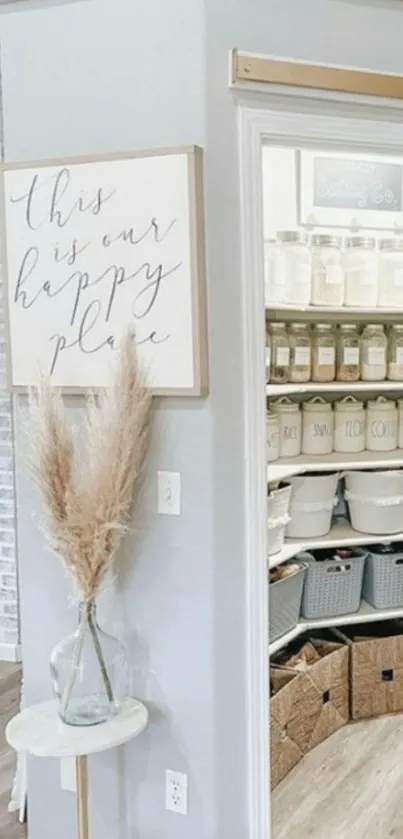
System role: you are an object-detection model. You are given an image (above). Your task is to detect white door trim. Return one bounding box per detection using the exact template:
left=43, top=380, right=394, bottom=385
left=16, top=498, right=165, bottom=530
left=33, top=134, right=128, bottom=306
left=238, top=96, right=403, bottom=839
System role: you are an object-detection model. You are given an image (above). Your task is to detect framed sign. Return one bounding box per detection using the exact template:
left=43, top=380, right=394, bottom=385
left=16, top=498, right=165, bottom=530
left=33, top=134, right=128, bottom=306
left=298, top=150, right=403, bottom=230
left=1, top=146, right=208, bottom=395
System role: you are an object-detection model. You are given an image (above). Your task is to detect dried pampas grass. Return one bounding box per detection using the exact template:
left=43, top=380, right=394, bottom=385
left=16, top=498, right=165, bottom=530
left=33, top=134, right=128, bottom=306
left=28, top=334, right=152, bottom=601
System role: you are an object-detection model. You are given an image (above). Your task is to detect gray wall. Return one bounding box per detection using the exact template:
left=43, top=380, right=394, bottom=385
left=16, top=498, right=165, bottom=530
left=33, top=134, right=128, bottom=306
left=2, top=0, right=403, bottom=838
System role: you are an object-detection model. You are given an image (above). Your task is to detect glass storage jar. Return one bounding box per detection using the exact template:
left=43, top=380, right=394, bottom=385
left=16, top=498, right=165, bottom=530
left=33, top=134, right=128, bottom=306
left=312, top=324, right=336, bottom=382
left=264, top=239, right=277, bottom=306
left=344, top=236, right=378, bottom=308
left=269, top=397, right=302, bottom=458
left=336, top=324, right=360, bottom=382
left=288, top=322, right=311, bottom=383
left=366, top=397, right=398, bottom=452
left=360, top=323, right=387, bottom=381
left=388, top=324, right=403, bottom=381
left=379, top=238, right=403, bottom=308
left=275, top=230, right=311, bottom=306
left=398, top=398, right=403, bottom=448
left=265, top=324, right=271, bottom=383
left=311, top=234, right=344, bottom=307
left=269, top=323, right=290, bottom=384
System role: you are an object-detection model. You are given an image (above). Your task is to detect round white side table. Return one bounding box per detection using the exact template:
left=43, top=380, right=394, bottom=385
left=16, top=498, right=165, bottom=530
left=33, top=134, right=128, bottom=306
left=6, top=697, right=148, bottom=839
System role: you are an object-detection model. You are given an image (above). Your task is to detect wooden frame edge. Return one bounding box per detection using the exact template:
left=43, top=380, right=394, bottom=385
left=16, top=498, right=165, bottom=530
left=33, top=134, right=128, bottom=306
left=234, top=51, right=403, bottom=100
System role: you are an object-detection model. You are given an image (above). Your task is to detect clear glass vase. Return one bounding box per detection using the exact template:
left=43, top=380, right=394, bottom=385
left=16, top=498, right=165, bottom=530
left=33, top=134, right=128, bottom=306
left=50, top=600, right=129, bottom=726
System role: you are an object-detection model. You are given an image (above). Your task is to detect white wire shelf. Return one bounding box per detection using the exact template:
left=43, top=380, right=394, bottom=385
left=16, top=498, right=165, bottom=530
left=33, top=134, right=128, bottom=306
left=266, top=381, right=403, bottom=396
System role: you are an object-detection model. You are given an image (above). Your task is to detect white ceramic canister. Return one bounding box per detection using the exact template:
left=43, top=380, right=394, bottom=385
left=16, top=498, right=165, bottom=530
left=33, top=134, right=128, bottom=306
left=398, top=398, right=403, bottom=449
left=366, top=396, right=398, bottom=452
left=266, top=411, right=280, bottom=463
left=334, top=396, right=365, bottom=454
left=270, top=397, right=302, bottom=458
left=302, top=397, right=334, bottom=456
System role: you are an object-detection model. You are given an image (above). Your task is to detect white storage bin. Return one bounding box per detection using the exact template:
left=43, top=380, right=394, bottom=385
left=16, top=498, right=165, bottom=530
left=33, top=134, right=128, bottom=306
left=286, top=472, right=339, bottom=539
left=334, top=396, right=365, bottom=454
left=266, top=412, right=280, bottom=463
left=345, top=470, right=403, bottom=535
left=270, top=398, right=302, bottom=459
left=267, top=482, right=292, bottom=557
left=366, top=397, right=398, bottom=453
left=302, top=397, right=334, bottom=456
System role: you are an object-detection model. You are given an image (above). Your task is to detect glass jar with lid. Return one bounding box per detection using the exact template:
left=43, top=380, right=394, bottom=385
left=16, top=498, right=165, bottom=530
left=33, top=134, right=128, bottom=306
left=379, top=238, right=403, bottom=308
left=312, top=324, right=336, bottom=382
left=336, top=324, right=360, bottom=382
left=360, top=323, right=387, bottom=381
left=265, top=323, right=271, bottom=383
left=388, top=324, right=403, bottom=381
left=311, top=234, right=344, bottom=307
left=269, top=323, right=290, bottom=384
left=344, top=236, right=378, bottom=307
left=275, top=230, right=311, bottom=306
left=288, top=323, right=311, bottom=383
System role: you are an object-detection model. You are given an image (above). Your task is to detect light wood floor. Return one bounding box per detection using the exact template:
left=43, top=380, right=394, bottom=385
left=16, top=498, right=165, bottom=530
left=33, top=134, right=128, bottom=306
left=0, top=662, right=25, bottom=839
left=272, top=714, right=403, bottom=839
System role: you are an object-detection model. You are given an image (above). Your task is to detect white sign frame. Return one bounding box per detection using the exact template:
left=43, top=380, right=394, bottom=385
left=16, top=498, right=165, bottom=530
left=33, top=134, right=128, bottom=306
left=0, top=146, right=208, bottom=396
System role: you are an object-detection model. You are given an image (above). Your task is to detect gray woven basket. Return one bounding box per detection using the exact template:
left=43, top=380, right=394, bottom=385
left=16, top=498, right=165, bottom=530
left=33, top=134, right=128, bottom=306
left=298, top=551, right=366, bottom=620
left=363, top=548, right=403, bottom=610
left=269, top=564, right=306, bottom=643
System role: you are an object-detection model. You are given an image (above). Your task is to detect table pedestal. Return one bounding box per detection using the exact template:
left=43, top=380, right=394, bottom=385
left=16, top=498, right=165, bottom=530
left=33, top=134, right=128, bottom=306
left=76, top=756, right=89, bottom=839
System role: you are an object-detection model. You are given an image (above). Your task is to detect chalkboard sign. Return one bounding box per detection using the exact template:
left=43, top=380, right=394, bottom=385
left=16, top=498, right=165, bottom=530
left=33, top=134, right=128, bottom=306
left=1, top=147, right=208, bottom=395
left=313, top=156, right=403, bottom=212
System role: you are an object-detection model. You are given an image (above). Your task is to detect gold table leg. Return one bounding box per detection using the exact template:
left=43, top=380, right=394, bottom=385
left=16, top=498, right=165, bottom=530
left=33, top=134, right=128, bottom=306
left=76, top=756, right=89, bottom=839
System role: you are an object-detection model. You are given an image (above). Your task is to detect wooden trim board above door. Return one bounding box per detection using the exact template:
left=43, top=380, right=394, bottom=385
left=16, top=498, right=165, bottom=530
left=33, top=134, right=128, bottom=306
left=232, top=50, right=403, bottom=100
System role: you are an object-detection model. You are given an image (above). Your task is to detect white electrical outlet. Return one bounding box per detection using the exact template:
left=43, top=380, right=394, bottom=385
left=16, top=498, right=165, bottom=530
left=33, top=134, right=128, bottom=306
left=157, top=471, right=181, bottom=516
left=165, top=769, right=188, bottom=815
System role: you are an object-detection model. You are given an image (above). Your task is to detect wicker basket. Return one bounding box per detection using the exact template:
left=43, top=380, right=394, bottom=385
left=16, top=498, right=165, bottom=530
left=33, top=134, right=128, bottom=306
left=270, top=640, right=349, bottom=788
left=336, top=622, right=403, bottom=720
left=298, top=550, right=366, bottom=620
left=363, top=547, right=403, bottom=610
left=269, top=564, right=305, bottom=643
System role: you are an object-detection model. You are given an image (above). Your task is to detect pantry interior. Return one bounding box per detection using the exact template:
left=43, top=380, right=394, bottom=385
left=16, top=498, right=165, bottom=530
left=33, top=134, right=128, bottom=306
left=262, top=138, right=403, bottom=836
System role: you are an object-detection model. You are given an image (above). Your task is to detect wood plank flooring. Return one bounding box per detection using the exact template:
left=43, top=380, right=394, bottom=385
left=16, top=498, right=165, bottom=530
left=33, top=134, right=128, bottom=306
left=0, top=662, right=25, bottom=839
left=272, top=715, right=403, bottom=839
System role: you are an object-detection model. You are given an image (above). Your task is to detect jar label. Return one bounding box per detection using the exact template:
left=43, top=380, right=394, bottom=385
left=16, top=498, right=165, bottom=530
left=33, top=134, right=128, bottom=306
left=325, top=265, right=343, bottom=285
left=295, top=264, right=311, bottom=285
left=318, top=346, right=335, bottom=365
left=274, top=255, right=287, bottom=287
left=397, top=347, right=403, bottom=365
left=359, top=266, right=377, bottom=287
left=276, top=347, right=290, bottom=366
left=266, top=347, right=271, bottom=367
left=294, top=346, right=310, bottom=365
left=393, top=269, right=403, bottom=287
left=368, top=347, right=386, bottom=365
left=343, top=347, right=359, bottom=365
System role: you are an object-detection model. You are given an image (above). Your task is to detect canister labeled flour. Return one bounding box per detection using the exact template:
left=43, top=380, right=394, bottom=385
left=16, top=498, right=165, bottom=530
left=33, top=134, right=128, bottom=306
left=334, top=396, right=365, bottom=454
left=302, top=397, right=334, bottom=456
left=366, top=397, right=398, bottom=452
left=270, top=397, right=302, bottom=458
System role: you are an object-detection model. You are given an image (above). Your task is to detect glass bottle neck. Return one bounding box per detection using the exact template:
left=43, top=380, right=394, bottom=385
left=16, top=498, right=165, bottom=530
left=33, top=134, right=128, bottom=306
left=78, top=600, right=97, bottom=622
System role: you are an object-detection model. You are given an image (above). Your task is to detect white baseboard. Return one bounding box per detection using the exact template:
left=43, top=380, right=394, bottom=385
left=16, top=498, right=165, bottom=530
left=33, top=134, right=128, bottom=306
left=0, top=642, right=21, bottom=662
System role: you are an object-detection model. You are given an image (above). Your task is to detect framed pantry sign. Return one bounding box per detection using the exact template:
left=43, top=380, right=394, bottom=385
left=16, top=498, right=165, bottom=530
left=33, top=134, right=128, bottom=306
left=298, top=149, right=403, bottom=230
left=0, top=146, right=208, bottom=395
